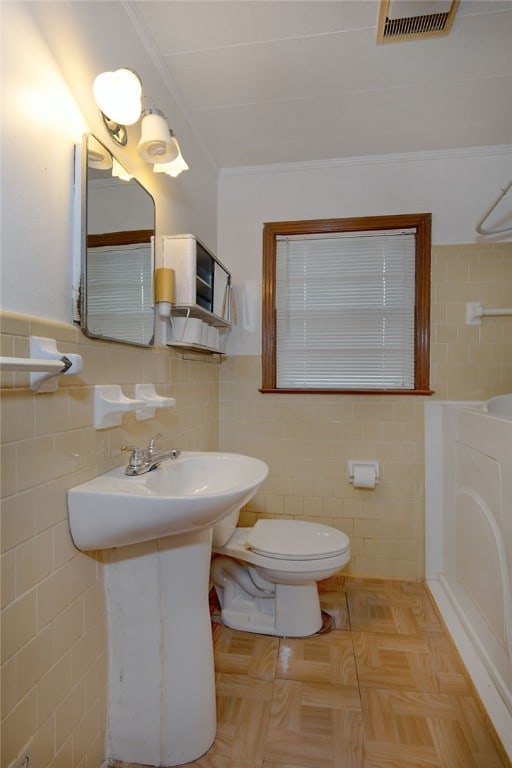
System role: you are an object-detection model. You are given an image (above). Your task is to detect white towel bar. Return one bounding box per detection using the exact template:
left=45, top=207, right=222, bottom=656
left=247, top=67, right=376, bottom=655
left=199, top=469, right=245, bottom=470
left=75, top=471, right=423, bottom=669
left=466, top=302, right=512, bottom=326
left=0, top=337, right=83, bottom=391
left=0, top=357, right=66, bottom=373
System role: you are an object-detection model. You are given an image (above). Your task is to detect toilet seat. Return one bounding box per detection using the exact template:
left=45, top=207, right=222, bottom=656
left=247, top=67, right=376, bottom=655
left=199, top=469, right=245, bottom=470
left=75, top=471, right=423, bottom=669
left=246, top=519, right=350, bottom=561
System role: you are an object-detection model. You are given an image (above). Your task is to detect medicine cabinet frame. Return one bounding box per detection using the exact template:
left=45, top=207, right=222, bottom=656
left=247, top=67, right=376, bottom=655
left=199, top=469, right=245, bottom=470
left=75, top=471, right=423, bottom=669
left=73, top=133, right=156, bottom=347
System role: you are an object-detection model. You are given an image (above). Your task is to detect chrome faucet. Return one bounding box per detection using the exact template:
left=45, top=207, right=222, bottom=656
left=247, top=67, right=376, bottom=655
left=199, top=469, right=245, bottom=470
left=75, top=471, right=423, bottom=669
left=121, top=434, right=181, bottom=476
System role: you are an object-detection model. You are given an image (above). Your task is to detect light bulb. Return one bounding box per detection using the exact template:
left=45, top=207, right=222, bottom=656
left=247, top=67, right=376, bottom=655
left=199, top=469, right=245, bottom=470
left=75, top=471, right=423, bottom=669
left=93, top=68, right=142, bottom=125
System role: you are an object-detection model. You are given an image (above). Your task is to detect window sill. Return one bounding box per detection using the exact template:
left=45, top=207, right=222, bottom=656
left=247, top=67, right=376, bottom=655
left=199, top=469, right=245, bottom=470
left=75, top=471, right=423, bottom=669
left=259, top=387, right=435, bottom=395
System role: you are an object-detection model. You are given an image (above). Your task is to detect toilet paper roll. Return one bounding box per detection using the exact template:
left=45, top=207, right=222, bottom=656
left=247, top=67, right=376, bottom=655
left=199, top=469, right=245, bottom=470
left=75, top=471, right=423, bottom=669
left=352, top=465, right=377, bottom=489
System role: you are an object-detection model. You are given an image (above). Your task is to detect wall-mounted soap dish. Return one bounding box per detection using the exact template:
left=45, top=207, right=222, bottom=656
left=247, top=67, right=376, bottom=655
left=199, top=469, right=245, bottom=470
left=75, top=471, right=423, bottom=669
left=94, top=385, right=145, bottom=430
left=135, top=383, right=176, bottom=421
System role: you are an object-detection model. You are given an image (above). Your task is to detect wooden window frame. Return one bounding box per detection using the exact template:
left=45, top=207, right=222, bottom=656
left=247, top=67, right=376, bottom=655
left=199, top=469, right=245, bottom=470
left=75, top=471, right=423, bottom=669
left=87, top=229, right=153, bottom=248
left=261, top=213, right=433, bottom=395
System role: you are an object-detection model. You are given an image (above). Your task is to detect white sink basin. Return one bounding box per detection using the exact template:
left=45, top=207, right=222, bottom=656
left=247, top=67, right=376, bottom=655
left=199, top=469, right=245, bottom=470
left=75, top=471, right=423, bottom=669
left=68, top=451, right=268, bottom=551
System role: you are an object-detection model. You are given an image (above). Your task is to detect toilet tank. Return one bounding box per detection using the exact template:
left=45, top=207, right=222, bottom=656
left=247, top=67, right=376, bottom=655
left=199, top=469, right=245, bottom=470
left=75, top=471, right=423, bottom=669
left=212, top=508, right=240, bottom=547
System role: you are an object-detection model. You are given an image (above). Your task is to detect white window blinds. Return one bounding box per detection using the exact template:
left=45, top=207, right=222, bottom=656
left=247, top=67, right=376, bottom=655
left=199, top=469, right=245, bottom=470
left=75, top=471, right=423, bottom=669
left=275, top=230, right=416, bottom=389
left=86, top=244, right=154, bottom=345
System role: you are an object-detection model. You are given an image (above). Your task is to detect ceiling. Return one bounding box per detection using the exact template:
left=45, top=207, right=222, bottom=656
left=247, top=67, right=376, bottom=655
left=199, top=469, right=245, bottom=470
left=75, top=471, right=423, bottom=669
left=130, top=0, right=512, bottom=170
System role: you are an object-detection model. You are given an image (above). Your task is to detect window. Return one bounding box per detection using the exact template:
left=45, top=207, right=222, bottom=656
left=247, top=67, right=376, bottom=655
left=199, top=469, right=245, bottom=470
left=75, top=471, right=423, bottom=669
left=261, top=214, right=432, bottom=394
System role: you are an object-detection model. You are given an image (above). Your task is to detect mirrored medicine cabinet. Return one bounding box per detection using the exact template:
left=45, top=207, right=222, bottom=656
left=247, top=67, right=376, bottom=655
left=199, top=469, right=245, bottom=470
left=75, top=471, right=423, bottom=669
left=74, top=133, right=156, bottom=346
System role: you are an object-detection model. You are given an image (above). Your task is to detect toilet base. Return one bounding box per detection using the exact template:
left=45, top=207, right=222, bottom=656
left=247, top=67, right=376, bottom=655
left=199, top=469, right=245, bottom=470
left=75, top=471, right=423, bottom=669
left=216, top=581, right=323, bottom=637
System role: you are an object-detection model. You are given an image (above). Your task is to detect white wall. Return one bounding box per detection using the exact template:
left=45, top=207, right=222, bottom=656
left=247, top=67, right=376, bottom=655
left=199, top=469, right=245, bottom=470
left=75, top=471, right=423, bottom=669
left=0, top=3, right=87, bottom=321
left=218, top=147, right=512, bottom=355
left=0, top=2, right=218, bottom=322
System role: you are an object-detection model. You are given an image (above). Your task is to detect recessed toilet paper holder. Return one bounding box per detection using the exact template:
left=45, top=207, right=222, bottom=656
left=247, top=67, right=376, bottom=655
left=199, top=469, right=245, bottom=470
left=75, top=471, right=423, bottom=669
left=348, top=460, right=380, bottom=485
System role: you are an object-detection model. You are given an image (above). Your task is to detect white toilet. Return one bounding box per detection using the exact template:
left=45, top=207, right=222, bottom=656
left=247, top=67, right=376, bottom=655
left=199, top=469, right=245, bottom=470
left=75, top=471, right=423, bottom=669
left=210, top=511, right=350, bottom=637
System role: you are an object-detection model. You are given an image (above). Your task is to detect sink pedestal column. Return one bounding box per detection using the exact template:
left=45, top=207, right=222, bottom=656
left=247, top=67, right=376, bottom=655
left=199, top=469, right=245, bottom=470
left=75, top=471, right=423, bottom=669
left=104, top=528, right=216, bottom=766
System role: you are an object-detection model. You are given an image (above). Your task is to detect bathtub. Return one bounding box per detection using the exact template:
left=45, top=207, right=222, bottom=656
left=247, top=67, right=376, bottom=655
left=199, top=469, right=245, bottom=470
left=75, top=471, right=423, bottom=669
left=425, top=397, right=512, bottom=761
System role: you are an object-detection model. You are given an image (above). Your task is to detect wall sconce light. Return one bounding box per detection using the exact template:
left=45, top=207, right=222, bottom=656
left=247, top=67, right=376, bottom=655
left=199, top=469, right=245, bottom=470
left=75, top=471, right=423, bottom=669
left=93, top=68, right=142, bottom=146
left=137, top=109, right=177, bottom=164
left=93, top=67, right=189, bottom=177
left=152, top=132, right=189, bottom=177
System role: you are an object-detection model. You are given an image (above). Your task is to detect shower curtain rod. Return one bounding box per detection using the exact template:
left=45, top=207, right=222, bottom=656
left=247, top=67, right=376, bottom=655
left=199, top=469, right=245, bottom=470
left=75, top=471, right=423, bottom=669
left=476, top=177, right=512, bottom=235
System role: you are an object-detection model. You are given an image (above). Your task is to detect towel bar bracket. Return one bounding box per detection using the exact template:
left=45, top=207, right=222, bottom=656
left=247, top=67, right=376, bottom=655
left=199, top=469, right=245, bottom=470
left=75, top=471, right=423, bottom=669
left=0, top=337, right=83, bottom=392
left=466, top=301, right=512, bottom=326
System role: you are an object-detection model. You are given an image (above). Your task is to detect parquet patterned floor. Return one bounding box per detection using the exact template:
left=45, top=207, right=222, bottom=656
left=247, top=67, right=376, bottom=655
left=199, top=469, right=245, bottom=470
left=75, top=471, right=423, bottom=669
left=112, top=576, right=509, bottom=768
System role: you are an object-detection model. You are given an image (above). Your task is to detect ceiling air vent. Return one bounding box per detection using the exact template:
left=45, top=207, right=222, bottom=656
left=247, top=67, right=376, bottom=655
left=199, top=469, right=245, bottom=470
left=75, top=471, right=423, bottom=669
left=377, top=0, right=460, bottom=43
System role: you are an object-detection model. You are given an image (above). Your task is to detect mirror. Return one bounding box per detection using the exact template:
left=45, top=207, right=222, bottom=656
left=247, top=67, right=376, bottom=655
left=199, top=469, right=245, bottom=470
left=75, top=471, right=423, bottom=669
left=75, top=134, right=156, bottom=346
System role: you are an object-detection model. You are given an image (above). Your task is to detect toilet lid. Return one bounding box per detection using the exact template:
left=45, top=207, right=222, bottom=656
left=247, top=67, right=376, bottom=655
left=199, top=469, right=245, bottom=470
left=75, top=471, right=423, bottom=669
left=247, top=519, right=350, bottom=561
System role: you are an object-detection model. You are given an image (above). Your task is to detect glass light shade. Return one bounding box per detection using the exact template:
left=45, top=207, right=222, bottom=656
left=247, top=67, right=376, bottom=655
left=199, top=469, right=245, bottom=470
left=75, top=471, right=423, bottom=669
left=137, top=110, right=178, bottom=164
left=152, top=138, right=189, bottom=177
left=93, top=69, right=142, bottom=125
left=112, top=157, right=133, bottom=181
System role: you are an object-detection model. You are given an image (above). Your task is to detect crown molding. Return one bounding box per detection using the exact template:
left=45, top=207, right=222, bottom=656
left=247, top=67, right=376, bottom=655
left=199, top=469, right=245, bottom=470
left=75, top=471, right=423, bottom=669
left=219, top=144, right=512, bottom=177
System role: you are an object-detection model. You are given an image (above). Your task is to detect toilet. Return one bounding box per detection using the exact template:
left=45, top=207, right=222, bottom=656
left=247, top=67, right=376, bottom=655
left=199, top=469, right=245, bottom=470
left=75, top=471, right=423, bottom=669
left=210, top=511, right=350, bottom=637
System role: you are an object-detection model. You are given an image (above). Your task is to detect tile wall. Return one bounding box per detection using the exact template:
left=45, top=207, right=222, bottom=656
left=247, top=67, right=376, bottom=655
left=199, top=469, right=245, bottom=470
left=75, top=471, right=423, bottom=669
left=220, top=243, right=512, bottom=580
left=0, top=312, right=219, bottom=768
left=431, top=243, right=512, bottom=399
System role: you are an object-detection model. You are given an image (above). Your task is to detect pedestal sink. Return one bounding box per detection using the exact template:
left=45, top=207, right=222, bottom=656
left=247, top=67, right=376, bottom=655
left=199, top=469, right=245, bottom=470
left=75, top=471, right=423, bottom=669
left=68, top=452, right=268, bottom=767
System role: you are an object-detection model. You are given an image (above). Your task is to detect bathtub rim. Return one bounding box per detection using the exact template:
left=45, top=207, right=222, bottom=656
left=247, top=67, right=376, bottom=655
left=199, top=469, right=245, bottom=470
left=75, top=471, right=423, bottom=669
left=485, top=393, right=512, bottom=422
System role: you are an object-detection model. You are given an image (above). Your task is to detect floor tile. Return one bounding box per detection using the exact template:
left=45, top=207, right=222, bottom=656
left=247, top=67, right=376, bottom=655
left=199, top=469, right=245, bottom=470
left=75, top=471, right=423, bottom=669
left=213, top=672, right=274, bottom=761
left=318, top=574, right=348, bottom=593
left=276, top=631, right=358, bottom=686
left=213, top=624, right=279, bottom=680
left=318, top=574, right=350, bottom=630
left=353, top=630, right=471, bottom=695
left=346, top=579, right=444, bottom=636
left=264, top=679, right=365, bottom=768
left=319, top=591, right=350, bottom=630
left=263, top=763, right=323, bottom=768
left=361, top=687, right=505, bottom=767
left=183, top=745, right=265, bottom=767
left=114, top=752, right=265, bottom=767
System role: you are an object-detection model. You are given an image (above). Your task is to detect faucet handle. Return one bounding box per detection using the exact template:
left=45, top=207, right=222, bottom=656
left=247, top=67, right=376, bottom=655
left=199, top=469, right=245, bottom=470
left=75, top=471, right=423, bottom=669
left=145, top=433, right=162, bottom=457
left=121, top=445, right=144, bottom=468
